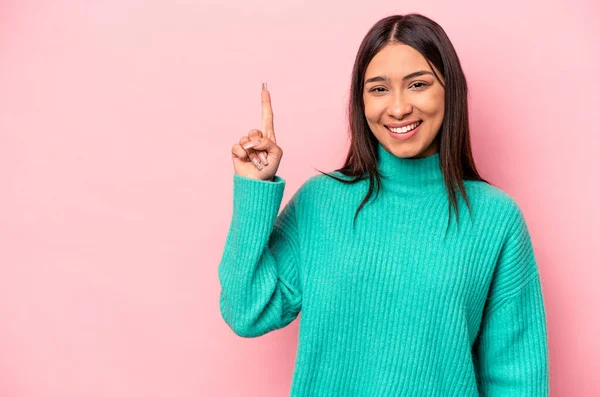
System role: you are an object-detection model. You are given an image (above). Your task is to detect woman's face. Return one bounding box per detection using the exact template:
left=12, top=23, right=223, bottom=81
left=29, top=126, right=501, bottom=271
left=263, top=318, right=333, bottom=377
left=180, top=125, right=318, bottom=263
left=363, top=43, right=445, bottom=159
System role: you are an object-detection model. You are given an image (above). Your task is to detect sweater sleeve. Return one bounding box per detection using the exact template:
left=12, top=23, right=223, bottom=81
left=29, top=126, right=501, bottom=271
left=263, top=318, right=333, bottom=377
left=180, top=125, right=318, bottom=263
left=473, top=204, right=550, bottom=396
left=218, top=173, right=303, bottom=338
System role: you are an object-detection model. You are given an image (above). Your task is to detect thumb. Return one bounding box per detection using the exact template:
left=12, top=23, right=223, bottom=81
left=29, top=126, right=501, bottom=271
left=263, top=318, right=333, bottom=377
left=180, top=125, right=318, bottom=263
left=246, top=137, right=280, bottom=155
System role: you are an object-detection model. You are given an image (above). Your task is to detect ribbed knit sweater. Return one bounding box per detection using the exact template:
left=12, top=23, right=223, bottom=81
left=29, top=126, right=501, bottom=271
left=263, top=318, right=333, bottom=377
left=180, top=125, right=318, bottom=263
left=218, top=142, right=549, bottom=396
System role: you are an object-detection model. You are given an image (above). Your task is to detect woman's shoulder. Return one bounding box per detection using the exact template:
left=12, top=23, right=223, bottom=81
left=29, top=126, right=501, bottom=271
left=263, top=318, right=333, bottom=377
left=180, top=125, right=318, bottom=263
left=300, top=170, right=357, bottom=190
left=290, top=170, right=362, bottom=205
left=464, top=179, right=524, bottom=220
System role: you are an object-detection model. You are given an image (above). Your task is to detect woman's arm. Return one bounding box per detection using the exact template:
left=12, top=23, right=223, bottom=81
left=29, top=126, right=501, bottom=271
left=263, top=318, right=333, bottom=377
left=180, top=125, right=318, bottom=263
left=473, top=204, right=550, bottom=396
left=218, top=173, right=302, bottom=338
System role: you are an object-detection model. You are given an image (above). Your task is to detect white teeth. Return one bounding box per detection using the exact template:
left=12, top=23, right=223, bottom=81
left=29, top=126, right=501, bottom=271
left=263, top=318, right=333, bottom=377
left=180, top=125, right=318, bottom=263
left=388, top=121, right=421, bottom=134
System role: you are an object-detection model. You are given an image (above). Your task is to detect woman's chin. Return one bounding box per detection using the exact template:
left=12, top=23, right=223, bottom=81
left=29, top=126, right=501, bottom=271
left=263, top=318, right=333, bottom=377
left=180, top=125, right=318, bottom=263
left=385, top=142, right=423, bottom=159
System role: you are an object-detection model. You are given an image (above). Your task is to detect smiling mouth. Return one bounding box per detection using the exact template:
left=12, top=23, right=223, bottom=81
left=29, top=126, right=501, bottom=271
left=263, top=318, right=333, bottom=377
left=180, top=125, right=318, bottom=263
left=385, top=120, right=423, bottom=134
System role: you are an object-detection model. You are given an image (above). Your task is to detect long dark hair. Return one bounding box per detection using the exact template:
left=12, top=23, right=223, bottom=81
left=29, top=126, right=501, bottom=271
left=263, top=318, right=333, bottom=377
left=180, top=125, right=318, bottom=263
left=317, top=13, right=490, bottom=232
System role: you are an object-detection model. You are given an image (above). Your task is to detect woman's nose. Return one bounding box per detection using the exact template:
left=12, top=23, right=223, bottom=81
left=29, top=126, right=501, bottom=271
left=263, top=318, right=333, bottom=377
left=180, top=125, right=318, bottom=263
left=387, top=92, right=412, bottom=118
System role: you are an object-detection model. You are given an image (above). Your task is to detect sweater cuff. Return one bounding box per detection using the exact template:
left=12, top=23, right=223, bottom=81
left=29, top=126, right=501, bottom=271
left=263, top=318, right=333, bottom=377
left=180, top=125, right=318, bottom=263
left=232, top=174, right=286, bottom=224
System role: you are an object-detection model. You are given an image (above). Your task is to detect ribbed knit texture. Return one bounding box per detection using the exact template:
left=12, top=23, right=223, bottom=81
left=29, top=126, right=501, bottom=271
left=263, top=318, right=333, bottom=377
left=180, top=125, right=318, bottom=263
left=218, top=142, right=549, bottom=396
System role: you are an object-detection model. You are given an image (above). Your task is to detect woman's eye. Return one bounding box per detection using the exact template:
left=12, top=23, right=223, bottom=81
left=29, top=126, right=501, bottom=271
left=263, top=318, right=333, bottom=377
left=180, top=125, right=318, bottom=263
left=369, top=87, right=387, bottom=93
left=410, top=82, right=428, bottom=90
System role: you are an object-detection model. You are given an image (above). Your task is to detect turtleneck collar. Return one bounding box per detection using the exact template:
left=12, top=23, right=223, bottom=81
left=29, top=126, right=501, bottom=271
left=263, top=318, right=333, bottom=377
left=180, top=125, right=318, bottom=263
left=376, top=142, right=444, bottom=194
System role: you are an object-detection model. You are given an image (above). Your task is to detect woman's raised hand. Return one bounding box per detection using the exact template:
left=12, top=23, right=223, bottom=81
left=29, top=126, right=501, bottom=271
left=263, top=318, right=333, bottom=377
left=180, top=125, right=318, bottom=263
left=231, top=83, right=283, bottom=181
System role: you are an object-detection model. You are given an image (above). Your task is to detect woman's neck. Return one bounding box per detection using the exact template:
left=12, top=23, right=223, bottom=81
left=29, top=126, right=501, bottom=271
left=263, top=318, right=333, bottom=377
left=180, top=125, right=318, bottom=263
left=376, top=142, right=444, bottom=195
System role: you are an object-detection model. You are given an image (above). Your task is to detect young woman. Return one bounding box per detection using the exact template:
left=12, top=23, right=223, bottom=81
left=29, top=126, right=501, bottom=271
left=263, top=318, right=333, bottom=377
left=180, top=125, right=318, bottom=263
left=219, top=13, right=549, bottom=396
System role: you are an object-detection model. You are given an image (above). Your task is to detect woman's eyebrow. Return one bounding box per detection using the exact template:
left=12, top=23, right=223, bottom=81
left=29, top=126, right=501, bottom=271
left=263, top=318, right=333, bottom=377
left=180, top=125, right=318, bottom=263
left=365, top=70, right=434, bottom=84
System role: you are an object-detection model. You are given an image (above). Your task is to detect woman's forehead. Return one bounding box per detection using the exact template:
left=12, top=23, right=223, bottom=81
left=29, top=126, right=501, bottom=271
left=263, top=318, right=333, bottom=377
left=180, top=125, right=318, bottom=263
left=366, top=45, right=430, bottom=75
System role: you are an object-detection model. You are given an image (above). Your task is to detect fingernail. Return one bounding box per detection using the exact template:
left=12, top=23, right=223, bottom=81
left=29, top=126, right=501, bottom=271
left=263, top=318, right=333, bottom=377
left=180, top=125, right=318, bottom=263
left=251, top=157, right=263, bottom=170
left=258, top=152, right=268, bottom=165
left=262, top=82, right=268, bottom=90
left=243, top=140, right=259, bottom=150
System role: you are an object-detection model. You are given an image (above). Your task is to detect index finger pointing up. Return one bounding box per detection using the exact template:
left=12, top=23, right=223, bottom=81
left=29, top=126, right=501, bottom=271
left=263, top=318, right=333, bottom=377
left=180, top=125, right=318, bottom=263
left=261, top=83, right=276, bottom=143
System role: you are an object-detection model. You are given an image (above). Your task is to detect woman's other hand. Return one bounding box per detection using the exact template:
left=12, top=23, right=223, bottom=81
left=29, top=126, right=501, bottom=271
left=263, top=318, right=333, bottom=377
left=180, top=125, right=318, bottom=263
left=231, top=83, right=283, bottom=181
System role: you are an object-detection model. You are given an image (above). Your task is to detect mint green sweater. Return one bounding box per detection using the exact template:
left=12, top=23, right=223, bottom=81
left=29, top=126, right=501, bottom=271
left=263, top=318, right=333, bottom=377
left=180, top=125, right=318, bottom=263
left=218, top=142, right=549, bottom=396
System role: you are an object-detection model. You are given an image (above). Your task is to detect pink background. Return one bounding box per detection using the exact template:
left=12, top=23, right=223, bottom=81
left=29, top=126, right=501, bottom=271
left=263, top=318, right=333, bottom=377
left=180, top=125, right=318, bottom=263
left=1, top=0, right=598, bottom=395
